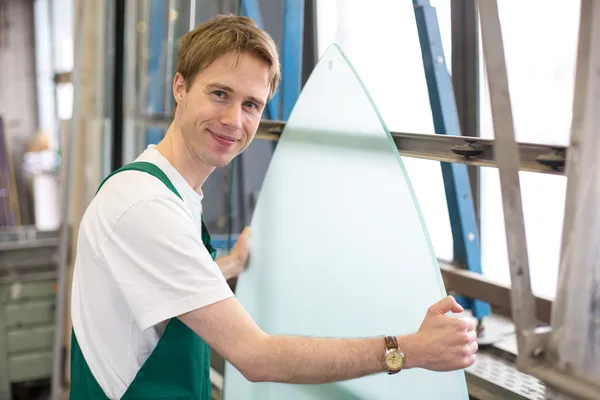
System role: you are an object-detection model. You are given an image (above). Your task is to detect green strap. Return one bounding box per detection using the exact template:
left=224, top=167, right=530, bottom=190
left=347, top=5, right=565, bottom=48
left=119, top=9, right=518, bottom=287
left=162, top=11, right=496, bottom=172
left=98, top=161, right=217, bottom=259
left=97, top=161, right=183, bottom=200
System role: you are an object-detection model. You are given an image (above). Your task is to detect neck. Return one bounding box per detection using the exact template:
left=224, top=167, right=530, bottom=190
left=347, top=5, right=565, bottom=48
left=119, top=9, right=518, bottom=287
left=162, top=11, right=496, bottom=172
left=155, top=119, right=214, bottom=193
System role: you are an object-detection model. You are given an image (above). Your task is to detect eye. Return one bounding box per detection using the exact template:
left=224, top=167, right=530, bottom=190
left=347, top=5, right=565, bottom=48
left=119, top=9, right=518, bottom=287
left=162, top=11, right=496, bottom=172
left=243, top=101, right=258, bottom=110
left=212, top=90, right=226, bottom=98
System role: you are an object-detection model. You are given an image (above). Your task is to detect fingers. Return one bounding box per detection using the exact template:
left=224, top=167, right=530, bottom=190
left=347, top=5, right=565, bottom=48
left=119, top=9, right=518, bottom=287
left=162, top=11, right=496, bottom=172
left=239, top=226, right=251, bottom=238
left=453, top=318, right=478, bottom=369
left=451, top=322, right=477, bottom=345
left=460, top=326, right=478, bottom=368
left=456, top=317, right=477, bottom=332
left=463, top=353, right=477, bottom=368
left=427, top=295, right=464, bottom=316
left=463, top=341, right=478, bottom=368
left=467, top=329, right=477, bottom=343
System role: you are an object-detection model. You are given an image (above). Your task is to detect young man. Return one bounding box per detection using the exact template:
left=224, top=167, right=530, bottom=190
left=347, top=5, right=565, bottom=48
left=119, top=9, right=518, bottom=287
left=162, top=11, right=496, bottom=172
left=69, top=14, right=478, bottom=400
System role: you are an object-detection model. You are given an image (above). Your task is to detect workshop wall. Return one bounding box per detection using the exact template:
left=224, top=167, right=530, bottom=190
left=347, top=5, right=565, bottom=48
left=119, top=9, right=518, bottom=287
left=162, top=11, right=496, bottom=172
left=0, top=0, right=38, bottom=226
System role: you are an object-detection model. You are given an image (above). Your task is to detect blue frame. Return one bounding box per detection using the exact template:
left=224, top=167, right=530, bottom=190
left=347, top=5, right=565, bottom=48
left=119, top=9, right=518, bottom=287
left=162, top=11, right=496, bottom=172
left=240, top=0, right=280, bottom=121
left=146, top=0, right=167, bottom=145
left=281, top=0, right=305, bottom=121
left=412, top=0, right=490, bottom=319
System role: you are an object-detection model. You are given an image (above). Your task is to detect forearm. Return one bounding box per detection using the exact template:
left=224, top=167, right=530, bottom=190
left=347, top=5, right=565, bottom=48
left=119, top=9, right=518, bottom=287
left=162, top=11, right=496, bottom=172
left=180, top=297, right=427, bottom=385
left=215, top=254, right=242, bottom=280
left=183, top=296, right=477, bottom=386
left=247, top=334, right=409, bottom=384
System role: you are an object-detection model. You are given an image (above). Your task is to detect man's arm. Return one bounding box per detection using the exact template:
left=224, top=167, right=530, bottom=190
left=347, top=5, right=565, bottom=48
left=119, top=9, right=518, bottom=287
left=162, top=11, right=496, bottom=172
left=178, top=295, right=478, bottom=384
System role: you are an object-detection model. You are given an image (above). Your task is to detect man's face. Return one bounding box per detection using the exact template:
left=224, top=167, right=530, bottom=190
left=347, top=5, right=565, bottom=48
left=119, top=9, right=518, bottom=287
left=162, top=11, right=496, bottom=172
left=173, top=51, right=270, bottom=168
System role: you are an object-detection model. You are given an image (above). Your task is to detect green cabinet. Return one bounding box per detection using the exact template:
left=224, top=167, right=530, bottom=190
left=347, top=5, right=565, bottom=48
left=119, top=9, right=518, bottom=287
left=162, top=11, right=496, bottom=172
left=0, top=279, right=57, bottom=398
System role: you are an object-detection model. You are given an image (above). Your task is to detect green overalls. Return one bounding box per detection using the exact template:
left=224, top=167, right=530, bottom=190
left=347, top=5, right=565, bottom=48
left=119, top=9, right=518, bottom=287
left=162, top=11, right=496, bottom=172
left=70, top=161, right=217, bottom=399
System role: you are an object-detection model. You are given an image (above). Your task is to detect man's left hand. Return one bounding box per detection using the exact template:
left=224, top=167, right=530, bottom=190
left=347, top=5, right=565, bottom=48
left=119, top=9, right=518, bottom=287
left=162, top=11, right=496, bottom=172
left=232, top=226, right=251, bottom=267
left=216, top=226, right=251, bottom=280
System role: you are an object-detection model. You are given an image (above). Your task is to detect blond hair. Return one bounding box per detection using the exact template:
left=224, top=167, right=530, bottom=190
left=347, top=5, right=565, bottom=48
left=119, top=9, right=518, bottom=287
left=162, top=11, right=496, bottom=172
left=176, top=15, right=281, bottom=100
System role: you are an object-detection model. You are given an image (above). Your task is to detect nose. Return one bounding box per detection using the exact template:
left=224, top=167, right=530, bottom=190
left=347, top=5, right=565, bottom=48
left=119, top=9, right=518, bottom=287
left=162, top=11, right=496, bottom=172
left=221, top=103, right=242, bottom=130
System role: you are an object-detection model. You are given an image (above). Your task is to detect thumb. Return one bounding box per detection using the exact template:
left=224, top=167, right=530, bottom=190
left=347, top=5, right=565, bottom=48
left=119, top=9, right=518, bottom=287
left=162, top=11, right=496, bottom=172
left=428, top=296, right=464, bottom=315
left=235, top=226, right=250, bottom=245
left=240, top=226, right=251, bottom=238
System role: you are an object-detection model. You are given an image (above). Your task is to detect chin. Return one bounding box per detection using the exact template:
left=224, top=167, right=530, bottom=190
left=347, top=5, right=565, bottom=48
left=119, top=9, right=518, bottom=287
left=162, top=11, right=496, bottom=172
left=211, top=156, right=235, bottom=168
left=214, top=160, right=231, bottom=168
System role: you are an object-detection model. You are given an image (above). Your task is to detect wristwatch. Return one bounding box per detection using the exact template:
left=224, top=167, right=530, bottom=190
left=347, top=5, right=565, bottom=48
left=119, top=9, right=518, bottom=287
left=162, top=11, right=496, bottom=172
left=383, top=336, right=405, bottom=375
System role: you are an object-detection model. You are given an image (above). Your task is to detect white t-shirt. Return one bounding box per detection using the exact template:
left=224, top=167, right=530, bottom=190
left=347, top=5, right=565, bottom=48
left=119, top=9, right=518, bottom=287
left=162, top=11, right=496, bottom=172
left=70, top=146, right=234, bottom=399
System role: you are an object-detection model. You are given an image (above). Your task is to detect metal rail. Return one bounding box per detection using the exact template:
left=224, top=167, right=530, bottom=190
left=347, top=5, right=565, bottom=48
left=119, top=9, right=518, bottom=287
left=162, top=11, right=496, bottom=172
left=256, top=120, right=567, bottom=175
left=0, top=237, right=58, bottom=251
left=134, top=115, right=567, bottom=175
left=439, top=262, right=552, bottom=325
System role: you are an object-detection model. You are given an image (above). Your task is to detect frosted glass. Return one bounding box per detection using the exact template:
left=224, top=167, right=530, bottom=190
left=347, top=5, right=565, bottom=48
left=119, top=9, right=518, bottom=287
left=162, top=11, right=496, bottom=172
left=223, top=44, right=468, bottom=400
left=316, top=0, right=454, bottom=261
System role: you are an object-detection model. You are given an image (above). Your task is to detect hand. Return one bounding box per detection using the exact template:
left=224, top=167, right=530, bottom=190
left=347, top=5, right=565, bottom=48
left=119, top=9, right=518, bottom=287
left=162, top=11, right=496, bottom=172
left=402, top=295, right=478, bottom=371
left=231, top=226, right=251, bottom=267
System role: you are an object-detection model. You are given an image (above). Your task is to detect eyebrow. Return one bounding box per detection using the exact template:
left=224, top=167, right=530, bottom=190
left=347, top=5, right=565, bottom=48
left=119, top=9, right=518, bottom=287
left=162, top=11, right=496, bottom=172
left=207, top=83, right=266, bottom=107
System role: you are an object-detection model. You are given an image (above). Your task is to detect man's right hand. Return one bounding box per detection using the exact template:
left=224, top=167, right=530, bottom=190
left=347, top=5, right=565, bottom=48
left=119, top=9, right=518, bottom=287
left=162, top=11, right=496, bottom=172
left=401, top=295, right=478, bottom=371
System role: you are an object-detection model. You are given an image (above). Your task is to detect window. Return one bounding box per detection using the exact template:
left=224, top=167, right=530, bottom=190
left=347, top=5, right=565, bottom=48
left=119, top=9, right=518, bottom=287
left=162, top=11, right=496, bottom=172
left=316, top=0, right=580, bottom=299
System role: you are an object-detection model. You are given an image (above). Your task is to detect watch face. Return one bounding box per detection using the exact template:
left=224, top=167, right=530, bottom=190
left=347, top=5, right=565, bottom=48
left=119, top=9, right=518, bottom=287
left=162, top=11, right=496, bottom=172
left=386, top=350, right=404, bottom=370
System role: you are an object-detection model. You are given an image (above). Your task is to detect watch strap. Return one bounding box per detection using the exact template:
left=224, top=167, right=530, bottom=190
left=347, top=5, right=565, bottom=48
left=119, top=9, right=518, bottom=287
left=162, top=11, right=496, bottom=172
left=385, top=335, right=399, bottom=350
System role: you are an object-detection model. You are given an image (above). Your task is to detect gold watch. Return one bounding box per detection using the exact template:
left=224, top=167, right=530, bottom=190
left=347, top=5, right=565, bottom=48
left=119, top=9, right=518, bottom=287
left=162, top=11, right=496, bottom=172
left=383, top=336, right=405, bottom=375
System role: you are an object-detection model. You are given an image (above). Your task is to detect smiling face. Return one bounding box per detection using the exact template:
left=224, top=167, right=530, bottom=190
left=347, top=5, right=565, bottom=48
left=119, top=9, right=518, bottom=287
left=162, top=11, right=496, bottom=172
left=173, top=51, right=271, bottom=168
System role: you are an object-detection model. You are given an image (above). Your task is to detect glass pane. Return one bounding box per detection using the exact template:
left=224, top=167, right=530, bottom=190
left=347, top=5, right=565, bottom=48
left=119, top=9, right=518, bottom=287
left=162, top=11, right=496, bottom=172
left=223, top=44, right=468, bottom=400
left=315, top=0, right=454, bottom=261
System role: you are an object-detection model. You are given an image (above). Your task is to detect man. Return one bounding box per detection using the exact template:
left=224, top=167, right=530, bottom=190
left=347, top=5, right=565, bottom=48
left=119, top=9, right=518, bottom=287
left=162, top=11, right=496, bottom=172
left=70, top=14, right=478, bottom=400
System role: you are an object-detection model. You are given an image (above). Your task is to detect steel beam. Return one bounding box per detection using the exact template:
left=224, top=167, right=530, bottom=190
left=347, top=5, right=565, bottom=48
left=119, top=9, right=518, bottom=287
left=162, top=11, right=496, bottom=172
left=478, top=0, right=537, bottom=347
left=451, top=0, right=480, bottom=221
left=255, top=120, right=567, bottom=175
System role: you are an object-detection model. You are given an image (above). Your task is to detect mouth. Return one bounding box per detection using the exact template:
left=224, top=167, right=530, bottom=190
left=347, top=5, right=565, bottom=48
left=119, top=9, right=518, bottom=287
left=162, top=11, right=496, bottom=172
left=209, top=129, right=239, bottom=146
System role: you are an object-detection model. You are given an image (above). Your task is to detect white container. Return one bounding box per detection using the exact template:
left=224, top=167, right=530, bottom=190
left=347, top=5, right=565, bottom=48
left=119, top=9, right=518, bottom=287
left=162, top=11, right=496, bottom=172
left=24, top=150, right=62, bottom=232
left=32, top=172, right=61, bottom=231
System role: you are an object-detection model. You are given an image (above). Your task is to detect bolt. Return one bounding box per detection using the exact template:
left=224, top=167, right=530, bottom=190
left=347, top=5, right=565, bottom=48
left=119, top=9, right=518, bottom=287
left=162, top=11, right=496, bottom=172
left=532, top=347, right=544, bottom=358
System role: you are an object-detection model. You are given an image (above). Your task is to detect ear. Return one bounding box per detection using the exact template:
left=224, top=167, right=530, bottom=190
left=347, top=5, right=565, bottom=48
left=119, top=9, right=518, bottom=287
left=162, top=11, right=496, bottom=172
left=173, top=72, right=187, bottom=106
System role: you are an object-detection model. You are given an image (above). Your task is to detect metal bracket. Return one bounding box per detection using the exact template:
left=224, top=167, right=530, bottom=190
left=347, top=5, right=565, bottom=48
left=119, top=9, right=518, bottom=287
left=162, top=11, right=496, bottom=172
left=535, top=148, right=566, bottom=171
left=451, top=140, right=485, bottom=159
